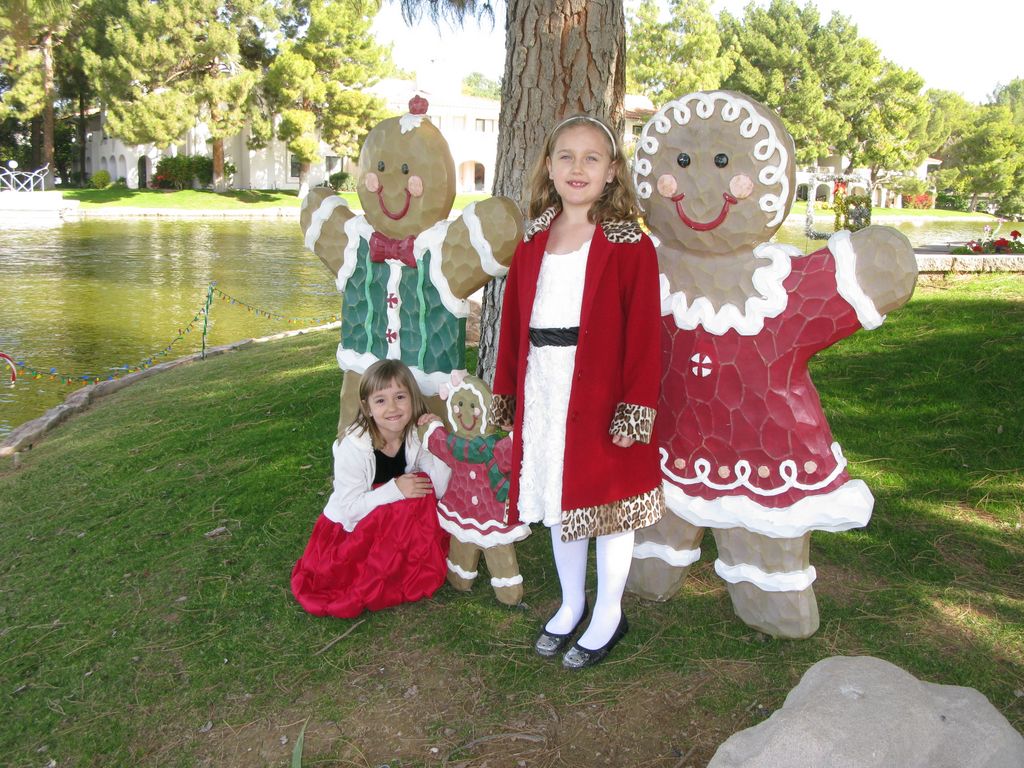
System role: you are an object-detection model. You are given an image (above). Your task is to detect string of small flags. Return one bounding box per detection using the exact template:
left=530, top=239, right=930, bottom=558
left=11, top=305, right=207, bottom=387
left=212, top=287, right=338, bottom=326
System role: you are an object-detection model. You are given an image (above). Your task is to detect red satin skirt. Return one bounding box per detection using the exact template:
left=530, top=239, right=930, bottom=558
left=291, top=490, right=450, bottom=618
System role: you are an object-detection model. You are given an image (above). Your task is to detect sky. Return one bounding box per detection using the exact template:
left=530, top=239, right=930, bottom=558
left=371, top=0, right=1024, bottom=105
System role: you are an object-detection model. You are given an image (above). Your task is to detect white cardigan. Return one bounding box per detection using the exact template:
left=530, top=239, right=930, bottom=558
left=322, top=425, right=452, bottom=531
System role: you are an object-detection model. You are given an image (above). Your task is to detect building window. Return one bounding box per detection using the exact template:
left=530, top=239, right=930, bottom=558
left=632, top=123, right=643, bottom=137
left=475, top=118, right=495, bottom=132
left=325, top=155, right=341, bottom=174
left=290, top=155, right=301, bottom=179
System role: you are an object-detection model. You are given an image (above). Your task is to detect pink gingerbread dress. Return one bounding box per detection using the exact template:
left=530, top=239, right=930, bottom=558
left=655, top=232, right=880, bottom=585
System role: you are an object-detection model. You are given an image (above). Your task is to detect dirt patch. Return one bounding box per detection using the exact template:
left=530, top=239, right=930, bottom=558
left=189, top=633, right=744, bottom=768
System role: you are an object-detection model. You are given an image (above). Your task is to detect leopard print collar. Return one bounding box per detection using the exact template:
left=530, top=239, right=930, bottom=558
left=523, top=206, right=642, bottom=244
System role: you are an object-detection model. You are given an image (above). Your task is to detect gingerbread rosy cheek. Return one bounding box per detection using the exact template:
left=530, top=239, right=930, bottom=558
left=364, top=173, right=380, bottom=193
left=729, top=173, right=754, bottom=200
left=407, top=175, right=424, bottom=198
left=657, top=174, right=678, bottom=198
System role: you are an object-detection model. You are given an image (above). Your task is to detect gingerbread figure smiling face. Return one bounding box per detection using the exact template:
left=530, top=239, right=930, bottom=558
left=629, top=91, right=917, bottom=639
left=300, top=96, right=522, bottom=436
left=357, top=95, right=455, bottom=239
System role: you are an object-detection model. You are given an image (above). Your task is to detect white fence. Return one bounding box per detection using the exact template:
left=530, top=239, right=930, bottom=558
left=0, top=164, right=50, bottom=192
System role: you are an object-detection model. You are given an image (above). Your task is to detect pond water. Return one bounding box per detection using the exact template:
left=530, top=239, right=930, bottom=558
left=0, top=214, right=1000, bottom=437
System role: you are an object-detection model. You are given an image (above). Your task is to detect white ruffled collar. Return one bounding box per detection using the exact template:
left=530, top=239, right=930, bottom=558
left=660, top=242, right=803, bottom=336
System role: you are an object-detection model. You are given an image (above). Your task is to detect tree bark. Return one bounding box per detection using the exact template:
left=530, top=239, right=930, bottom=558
left=475, top=0, right=626, bottom=385
left=77, top=91, right=87, bottom=187
left=41, top=29, right=56, bottom=189
left=212, top=136, right=226, bottom=192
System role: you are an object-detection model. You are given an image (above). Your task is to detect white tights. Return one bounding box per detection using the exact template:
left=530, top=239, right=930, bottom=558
left=545, top=524, right=635, bottom=650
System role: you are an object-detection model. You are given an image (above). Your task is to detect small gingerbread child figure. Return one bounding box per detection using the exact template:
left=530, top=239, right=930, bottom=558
left=300, top=95, right=523, bottom=436
left=628, top=91, right=918, bottom=638
left=422, top=371, right=531, bottom=606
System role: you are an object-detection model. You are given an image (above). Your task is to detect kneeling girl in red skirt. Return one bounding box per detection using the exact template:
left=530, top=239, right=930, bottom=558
left=292, top=359, right=451, bottom=618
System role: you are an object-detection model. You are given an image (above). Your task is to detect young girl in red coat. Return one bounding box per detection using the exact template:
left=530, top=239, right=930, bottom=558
left=492, top=115, right=665, bottom=668
left=291, top=359, right=451, bottom=618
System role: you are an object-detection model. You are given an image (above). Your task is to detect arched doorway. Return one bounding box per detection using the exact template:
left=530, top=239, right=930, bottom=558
left=474, top=162, right=485, bottom=191
left=138, top=157, right=149, bottom=189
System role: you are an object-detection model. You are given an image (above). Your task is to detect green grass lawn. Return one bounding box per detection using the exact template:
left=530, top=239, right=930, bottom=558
left=790, top=199, right=999, bottom=220
left=64, top=187, right=492, bottom=214
left=1, top=275, right=1022, bottom=766
left=63, top=187, right=302, bottom=209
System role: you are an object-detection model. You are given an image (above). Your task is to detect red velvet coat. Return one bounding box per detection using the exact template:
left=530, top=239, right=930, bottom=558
left=493, top=214, right=664, bottom=535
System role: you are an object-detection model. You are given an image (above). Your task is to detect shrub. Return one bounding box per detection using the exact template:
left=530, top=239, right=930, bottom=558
left=155, top=156, right=194, bottom=189
left=936, top=190, right=968, bottom=211
left=192, top=155, right=214, bottom=187
left=89, top=169, right=111, bottom=189
left=905, top=193, right=934, bottom=210
left=329, top=171, right=350, bottom=191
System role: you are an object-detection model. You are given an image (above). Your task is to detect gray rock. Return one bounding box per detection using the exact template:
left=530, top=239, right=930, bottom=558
left=708, top=656, right=1024, bottom=768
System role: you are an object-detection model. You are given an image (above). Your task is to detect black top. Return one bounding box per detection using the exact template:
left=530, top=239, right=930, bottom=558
left=372, top=443, right=406, bottom=486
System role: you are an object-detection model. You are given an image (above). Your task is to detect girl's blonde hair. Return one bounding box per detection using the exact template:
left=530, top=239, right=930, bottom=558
left=349, top=359, right=429, bottom=449
left=527, top=114, right=640, bottom=223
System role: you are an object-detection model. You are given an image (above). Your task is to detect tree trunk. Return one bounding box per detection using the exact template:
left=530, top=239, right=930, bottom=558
left=77, top=92, right=87, bottom=187
left=212, top=136, right=226, bottom=192
left=476, top=0, right=626, bottom=385
left=299, top=160, right=311, bottom=199
left=41, top=29, right=56, bottom=189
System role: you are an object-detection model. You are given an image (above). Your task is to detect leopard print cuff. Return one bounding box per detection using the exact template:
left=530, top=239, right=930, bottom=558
left=491, top=394, right=516, bottom=429
left=609, top=402, right=655, bottom=444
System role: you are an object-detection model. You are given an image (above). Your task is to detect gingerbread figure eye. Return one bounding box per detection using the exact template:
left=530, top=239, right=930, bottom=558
left=401, top=163, right=409, bottom=175
left=377, top=160, right=385, bottom=172
left=677, top=153, right=691, bottom=168
left=714, top=153, right=729, bottom=168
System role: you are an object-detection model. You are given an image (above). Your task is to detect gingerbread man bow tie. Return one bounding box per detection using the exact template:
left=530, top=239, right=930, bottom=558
left=369, top=232, right=417, bottom=268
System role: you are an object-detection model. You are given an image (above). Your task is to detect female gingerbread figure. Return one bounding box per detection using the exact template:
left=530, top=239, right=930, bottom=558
left=423, top=371, right=531, bottom=606
left=628, top=91, right=917, bottom=638
left=300, top=96, right=523, bottom=435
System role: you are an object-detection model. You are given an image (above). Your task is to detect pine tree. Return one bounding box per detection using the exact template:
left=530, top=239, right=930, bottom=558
left=83, top=0, right=271, bottom=191
left=264, top=0, right=391, bottom=197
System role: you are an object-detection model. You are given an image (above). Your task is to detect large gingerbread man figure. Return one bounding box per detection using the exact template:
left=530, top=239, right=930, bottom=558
left=423, top=371, right=531, bottom=606
left=628, top=91, right=917, bottom=638
left=300, top=96, right=523, bottom=434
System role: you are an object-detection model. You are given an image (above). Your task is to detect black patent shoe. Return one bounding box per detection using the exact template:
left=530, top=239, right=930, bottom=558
left=561, top=613, right=629, bottom=669
left=534, top=601, right=590, bottom=658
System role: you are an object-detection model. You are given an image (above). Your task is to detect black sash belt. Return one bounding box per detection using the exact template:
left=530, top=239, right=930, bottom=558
left=529, top=326, right=580, bottom=347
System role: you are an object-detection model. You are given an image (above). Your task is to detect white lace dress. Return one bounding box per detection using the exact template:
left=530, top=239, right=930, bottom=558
left=517, top=240, right=590, bottom=527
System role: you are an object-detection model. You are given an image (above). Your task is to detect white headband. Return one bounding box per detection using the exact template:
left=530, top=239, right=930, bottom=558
left=554, top=116, right=617, bottom=157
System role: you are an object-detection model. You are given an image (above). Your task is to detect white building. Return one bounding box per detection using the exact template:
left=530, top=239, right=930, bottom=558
left=78, top=75, right=504, bottom=194
left=797, top=154, right=942, bottom=208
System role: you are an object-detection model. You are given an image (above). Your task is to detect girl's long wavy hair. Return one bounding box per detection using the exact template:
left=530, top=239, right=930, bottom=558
left=526, top=114, right=640, bottom=224
left=349, top=359, right=429, bottom=449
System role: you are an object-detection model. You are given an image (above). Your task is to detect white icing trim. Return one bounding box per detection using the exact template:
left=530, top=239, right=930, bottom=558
left=305, top=195, right=349, bottom=253
left=399, top=113, right=425, bottom=133
left=663, top=477, right=874, bottom=538
left=447, top=558, right=477, bottom=580
left=384, top=263, right=403, bottom=357
left=633, top=91, right=790, bottom=226
left=462, top=202, right=508, bottom=277
left=714, top=559, right=817, bottom=592
left=632, top=540, right=701, bottom=567
left=830, top=230, right=885, bottom=330
left=445, top=380, right=489, bottom=436
left=660, top=442, right=848, bottom=497
left=659, top=242, right=800, bottom=335
left=337, top=216, right=375, bottom=292
left=415, top=219, right=470, bottom=318
left=335, top=345, right=462, bottom=397
left=437, top=503, right=532, bottom=547
left=490, top=574, right=523, bottom=588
